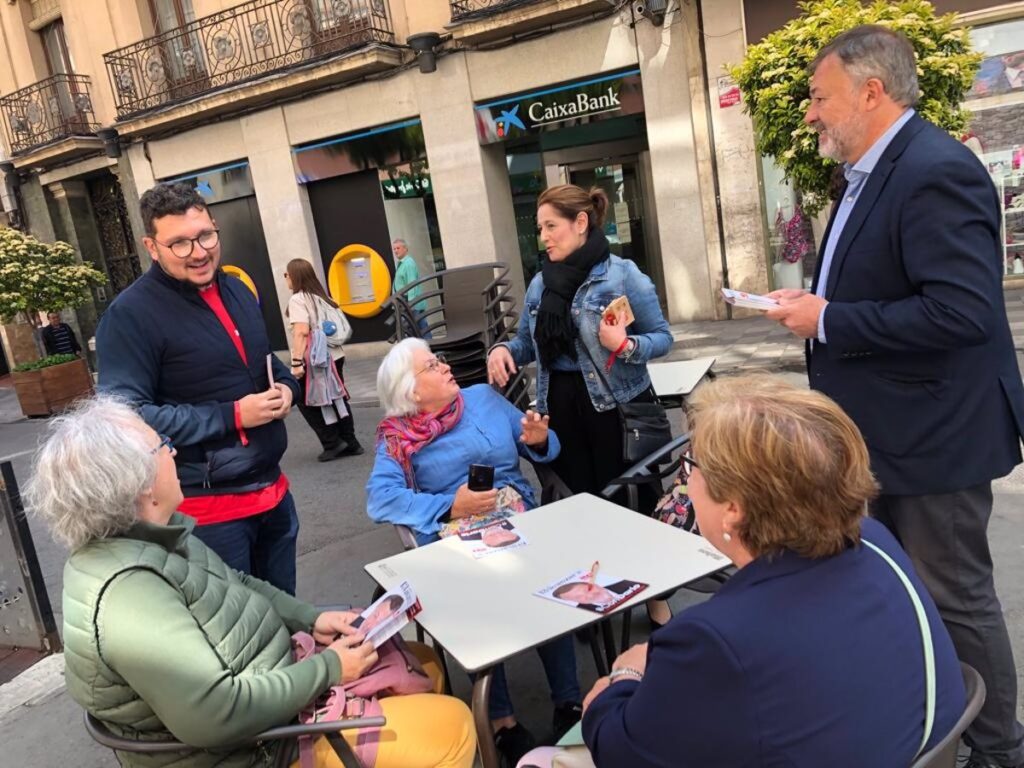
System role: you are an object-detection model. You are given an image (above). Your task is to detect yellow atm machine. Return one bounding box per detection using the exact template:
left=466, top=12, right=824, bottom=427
left=327, top=243, right=392, bottom=318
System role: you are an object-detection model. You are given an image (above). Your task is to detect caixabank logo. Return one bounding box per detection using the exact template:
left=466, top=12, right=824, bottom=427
left=495, top=104, right=526, bottom=139
left=527, top=87, right=622, bottom=127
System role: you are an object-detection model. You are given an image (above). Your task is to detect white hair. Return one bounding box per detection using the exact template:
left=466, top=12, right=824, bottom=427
left=25, top=395, right=157, bottom=552
left=377, top=338, right=431, bottom=417
left=392, top=238, right=408, bottom=247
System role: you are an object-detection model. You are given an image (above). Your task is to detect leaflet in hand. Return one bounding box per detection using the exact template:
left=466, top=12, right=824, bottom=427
left=720, top=288, right=779, bottom=311
left=351, top=581, right=420, bottom=648
left=457, top=519, right=528, bottom=559
left=535, top=569, right=648, bottom=614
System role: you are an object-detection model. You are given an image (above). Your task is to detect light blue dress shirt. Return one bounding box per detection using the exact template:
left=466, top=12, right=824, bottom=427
left=816, top=109, right=915, bottom=342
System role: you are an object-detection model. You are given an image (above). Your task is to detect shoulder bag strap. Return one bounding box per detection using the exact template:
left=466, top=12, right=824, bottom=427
left=862, top=538, right=936, bottom=757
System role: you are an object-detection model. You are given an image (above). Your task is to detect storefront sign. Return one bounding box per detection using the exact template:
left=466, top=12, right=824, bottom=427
left=717, top=76, right=741, bottom=109
left=476, top=70, right=644, bottom=145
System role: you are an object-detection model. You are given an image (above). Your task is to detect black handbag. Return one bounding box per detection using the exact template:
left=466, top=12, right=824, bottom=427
left=582, top=344, right=673, bottom=464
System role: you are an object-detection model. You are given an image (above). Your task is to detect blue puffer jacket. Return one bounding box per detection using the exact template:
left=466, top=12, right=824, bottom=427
left=97, top=266, right=299, bottom=496
left=503, top=255, right=673, bottom=413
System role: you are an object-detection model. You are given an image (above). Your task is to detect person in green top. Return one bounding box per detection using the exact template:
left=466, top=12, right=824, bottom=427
left=26, top=395, right=476, bottom=768
left=392, top=238, right=432, bottom=338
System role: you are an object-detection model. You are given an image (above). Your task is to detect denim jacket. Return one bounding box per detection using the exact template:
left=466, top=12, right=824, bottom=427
left=502, top=255, right=673, bottom=413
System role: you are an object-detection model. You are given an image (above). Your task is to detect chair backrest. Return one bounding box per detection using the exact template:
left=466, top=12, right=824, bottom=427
left=909, top=663, right=986, bottom=768
left=600, top=433, right=691, bottom=513
left=388, top=263, right=516, bottom=345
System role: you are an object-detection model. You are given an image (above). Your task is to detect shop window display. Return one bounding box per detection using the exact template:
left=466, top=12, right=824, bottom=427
left=761, top=156, right=818, bottom=291
left=964, top=17, right=1024, bottom=277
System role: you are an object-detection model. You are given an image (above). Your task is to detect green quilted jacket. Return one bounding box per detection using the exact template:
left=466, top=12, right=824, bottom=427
left=62, top=513, right=341, bottom=768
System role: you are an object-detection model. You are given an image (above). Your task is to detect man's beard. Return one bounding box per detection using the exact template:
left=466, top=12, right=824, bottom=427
left=814, top=115, right=864, bottom=163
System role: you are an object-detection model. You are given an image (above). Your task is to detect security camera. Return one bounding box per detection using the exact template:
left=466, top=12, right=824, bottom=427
left=634, top=0, right=667, bottom=26
left=407, top=32, right=442, bottom=74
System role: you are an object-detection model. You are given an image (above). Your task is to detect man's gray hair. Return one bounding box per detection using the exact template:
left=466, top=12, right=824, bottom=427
left=392, top=238, right=408, bottom=247
left=377, top=338, right=431, bottom=417
left=25, top=396, right=157, bottom=552
left=811, top=25, right=920, bottom=107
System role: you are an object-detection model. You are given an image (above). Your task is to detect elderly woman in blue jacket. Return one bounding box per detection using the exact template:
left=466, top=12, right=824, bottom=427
left=366, top=338, right=582, bottom=767
left=518, top=375, right=967, bottom=768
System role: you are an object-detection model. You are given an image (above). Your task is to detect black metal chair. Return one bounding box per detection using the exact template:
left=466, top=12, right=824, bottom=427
left=909, top=663, right=986, bottom=768
left=598, top=433, right=733, bottom=657
left=84, top=711, right=385, bottom=768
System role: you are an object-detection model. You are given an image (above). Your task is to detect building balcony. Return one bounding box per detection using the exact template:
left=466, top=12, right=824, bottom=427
left=104, top=0, right=396, bottom=122
left=447, top=0, right=612, bottom=44
left=0, top=73, right=99, bottom=156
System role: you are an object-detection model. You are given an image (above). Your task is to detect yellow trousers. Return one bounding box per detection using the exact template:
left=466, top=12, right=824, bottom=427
left=291, top=642, right=476, bottom=768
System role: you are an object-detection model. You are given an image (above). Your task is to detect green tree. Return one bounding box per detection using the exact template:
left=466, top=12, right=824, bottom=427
left=730, top=0, right=981, bottom=215
left=0, top=227, right=107, bottom=323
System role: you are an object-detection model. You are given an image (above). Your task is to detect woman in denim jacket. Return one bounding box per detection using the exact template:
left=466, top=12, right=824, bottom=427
left=489, top=184, right=672, bottom=492
left=489, top=184, right=674, bottom=625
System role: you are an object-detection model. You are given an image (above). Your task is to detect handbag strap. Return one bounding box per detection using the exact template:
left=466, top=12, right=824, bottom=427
left=862, top=538, right=936, bottom=757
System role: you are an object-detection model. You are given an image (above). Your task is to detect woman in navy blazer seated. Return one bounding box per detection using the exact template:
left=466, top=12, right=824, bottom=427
left=520, top=374, right=966, bottom=768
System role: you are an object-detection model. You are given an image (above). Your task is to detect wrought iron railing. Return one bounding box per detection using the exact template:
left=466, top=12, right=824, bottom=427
left=449, top=0, right=544, bottom=22
left=30, top=0, right=61, bottom=22
left=104, top=0, right=394, bottom=119
left=0, top=74, right=98, bottom=155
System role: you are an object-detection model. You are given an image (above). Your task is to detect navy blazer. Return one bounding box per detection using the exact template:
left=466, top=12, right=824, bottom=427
left=808, top=113, right=1024, bottom=495
left=583, top=518, right=966, bottom=767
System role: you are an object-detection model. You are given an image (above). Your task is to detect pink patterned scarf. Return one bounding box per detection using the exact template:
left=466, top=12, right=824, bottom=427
left=376, top=393, right=465, bottom=487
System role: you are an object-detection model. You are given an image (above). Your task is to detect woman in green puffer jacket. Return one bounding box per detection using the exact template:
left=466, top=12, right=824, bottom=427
left=27, top=395, right=475, bottom=768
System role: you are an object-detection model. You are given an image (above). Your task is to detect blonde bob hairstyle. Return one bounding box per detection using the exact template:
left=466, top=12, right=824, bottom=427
left=25, top=395, right=158, bottom=552
left=688, top=374, right=878, bottom=560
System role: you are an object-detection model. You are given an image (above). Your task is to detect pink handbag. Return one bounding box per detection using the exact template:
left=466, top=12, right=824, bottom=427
left=291, top=632, right=434, bottom=767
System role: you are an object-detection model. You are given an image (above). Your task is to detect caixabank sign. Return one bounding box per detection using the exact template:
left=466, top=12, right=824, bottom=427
left=475, top=69, right=644, bottom=145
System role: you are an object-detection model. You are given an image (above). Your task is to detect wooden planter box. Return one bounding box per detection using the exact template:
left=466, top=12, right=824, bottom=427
left=12, top=358, right=94, bottom=417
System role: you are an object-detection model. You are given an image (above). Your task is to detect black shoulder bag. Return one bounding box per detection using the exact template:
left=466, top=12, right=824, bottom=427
left=581, top=343, right=673, bottom=464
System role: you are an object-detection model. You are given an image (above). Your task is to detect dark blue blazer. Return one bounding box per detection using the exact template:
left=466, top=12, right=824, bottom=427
left=808, top=113, right=1024, bottom=495
left=583, top=518, right=966, bottom=767
left=97, top=266, right=299, bottom=496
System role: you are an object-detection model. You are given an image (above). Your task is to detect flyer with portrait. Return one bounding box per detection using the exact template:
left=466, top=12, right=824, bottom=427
left=457, top=519, right=528, bottom=559
left=351, top=580, right=420, bottom=648
left=535, top=569, right=648, bottom=614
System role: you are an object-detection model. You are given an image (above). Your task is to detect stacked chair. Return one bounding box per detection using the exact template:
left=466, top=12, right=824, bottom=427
left=385, top=262, right=531, bottom=408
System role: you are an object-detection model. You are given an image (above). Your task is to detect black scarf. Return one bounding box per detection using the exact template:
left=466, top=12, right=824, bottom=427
left=535, top=227, right=610, bottom=367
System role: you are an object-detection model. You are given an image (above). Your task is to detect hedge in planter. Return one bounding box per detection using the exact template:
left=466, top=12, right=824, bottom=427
left=730, top=0, right=981, bottom=216
left=12, top=354, right=93, bottom=417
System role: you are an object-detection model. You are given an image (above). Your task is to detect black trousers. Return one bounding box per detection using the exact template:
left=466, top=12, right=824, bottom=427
left=872, top=483, right=1024, bottom=766
left=296, top=357, right=356, bottom=451
left=546, top=370, right=658, bottom=511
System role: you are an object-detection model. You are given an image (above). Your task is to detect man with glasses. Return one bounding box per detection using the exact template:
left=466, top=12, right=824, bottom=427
left=96, top=182, right=302, bottom=594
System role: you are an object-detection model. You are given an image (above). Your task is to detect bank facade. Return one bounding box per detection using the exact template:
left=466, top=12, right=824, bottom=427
left=1, top=0, right=1021, bottom=363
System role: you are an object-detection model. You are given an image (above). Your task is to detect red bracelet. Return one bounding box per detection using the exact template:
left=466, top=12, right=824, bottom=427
left=606, top=338, right=631, bottom=372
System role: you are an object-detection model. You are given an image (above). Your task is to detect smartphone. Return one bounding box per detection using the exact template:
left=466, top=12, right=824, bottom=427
left=467, top=464, right=495, bottom=492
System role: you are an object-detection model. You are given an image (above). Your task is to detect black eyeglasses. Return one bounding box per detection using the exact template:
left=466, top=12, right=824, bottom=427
left=150, top=434, right=173, bottom=455
left=680, top=452, right=699, bottom=475
left=154, top=229, right=220, bottom=259
left=415, top=353, right=448, bottom=376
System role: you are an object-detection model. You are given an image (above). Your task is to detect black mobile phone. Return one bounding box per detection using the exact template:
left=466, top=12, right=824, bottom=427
left=467, top=464, right=495, bottom=492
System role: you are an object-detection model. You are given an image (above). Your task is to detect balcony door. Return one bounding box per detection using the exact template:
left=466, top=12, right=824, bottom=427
left=146, top=0, right=208, bottom=98
left=36, top=20, right=89, bottom=137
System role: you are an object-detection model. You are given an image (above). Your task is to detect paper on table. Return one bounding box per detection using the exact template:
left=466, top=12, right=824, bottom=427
left=720, top=288, right=779, bottom=311
left=457, top=519, right=528, bottom=559
left=535, top=569, right=647, bottom=614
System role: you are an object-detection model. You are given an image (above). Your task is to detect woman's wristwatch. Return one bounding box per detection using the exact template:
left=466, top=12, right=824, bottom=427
left=617, top=338, right=636, bottom=359
left=608, top=666, right=644, bottom=682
